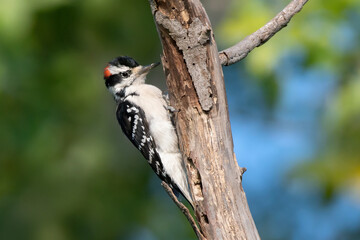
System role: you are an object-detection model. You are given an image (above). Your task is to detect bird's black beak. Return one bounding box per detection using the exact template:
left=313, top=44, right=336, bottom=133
left=137, top=62, right=160, bottom=75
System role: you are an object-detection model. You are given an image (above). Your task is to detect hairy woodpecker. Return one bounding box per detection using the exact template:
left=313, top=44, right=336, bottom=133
left=103, top=56, right=193, bottom=206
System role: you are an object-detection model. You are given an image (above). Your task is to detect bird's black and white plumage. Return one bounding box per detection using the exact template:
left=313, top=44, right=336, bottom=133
left=103, top=56, right=193, bottom=206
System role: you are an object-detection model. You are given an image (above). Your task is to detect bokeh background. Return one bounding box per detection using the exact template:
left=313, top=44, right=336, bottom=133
left=1, top=0, right=359, bottom=239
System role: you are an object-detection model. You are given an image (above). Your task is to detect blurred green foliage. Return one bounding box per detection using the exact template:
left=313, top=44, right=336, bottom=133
left=295, top=70, right=360, bottom=200
left=0, top=0, right=194, bottom=239
left=218, top=0, right=360, bottom=201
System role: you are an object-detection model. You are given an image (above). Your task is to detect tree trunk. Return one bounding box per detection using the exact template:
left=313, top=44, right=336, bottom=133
left=149, top=0, right=260, bottom=239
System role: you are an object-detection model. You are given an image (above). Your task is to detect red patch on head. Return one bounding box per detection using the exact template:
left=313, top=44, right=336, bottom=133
left=104, top=66, right=112, bottom=79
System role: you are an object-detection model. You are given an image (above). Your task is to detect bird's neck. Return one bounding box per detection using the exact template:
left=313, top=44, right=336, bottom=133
left=110, top=83, right=143, bottom=103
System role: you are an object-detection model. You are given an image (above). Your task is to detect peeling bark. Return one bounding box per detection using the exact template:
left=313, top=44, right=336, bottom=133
left=148, top=0, right=260, bottom=239
left=155, top=12, right=213, bottom=111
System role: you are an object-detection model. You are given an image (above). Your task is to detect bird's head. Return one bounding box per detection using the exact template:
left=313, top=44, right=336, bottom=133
left=103, top=56, right=160, bottom=97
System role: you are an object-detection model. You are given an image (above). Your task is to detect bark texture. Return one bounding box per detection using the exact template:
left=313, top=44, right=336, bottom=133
left=149, top=0, right=260, bottom=239
left=219, top=0, right=309, bottom=66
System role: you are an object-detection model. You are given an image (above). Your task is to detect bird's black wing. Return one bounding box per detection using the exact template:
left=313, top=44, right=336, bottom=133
left=117, top=101, right=192, bottom=205
left=116, top=101, right=171, bottom=183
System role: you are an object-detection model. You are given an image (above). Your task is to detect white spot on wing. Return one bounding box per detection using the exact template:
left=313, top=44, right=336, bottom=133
left=131, top=116, right=138, bottom=139
left=155, top=161, right=160, bottom=174
left=148, top=147, right=154, bottom=164
left=130, top=107, right=139, bottom=113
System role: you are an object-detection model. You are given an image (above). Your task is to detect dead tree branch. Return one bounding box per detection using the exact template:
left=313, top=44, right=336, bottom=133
left=148, top=0, right=308, bottom=239
left=149, top=0, right=260, bottom=239
left=219, top=0, right=309, bottom=66
left=161, top=182, right=206, bottom=240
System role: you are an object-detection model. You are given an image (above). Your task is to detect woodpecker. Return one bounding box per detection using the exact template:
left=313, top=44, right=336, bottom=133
left=103, top=56, right=193, bottom=206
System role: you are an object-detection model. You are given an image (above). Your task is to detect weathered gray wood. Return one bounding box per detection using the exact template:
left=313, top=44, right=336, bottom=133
left=219, top=0, right=309, bottom=66
left=148, top=0, right=260, bottom=239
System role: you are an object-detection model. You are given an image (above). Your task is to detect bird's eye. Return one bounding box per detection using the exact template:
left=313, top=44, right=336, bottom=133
left=121, top=71, right=130, bottom=78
